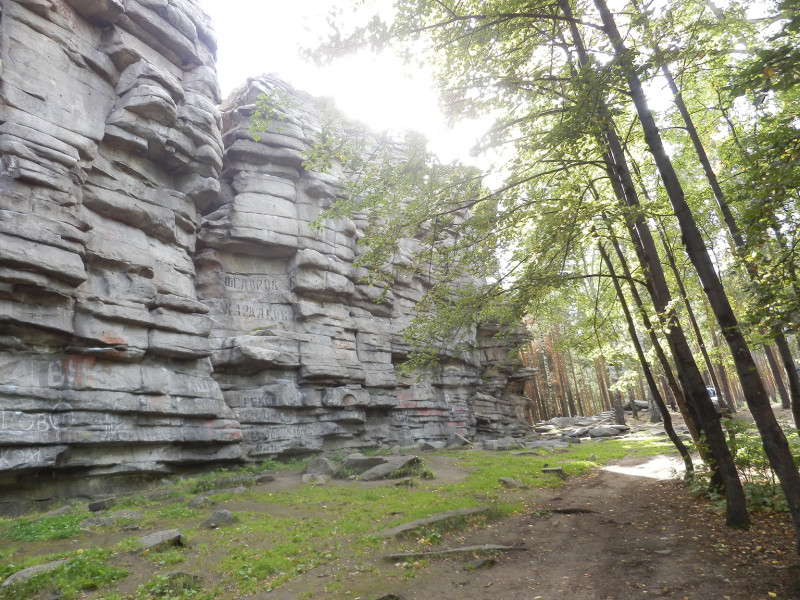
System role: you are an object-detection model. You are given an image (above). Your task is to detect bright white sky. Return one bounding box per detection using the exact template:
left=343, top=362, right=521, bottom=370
left=198, top=0, right=488, bottom=162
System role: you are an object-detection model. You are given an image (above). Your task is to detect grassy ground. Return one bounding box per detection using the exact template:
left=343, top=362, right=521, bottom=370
left=0, top=435, right=677, bottom=600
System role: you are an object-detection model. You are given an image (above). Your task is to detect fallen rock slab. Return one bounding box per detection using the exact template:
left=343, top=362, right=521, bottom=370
left=302, top=473, right=329, bottom=485
left=82, top=507, right=140, bottom=527
left=188, top=495, right=216, bottom=508
left=303, top=457, right=336, bottom=477
left=256, top=471, right=276, bottom=484
left=360, top=456, right=421, bottom=481
left=498, top=477, right=526, bottom=489
left=383, top=544, right=526, bottom=560
left=1, top=559, right=66, bottom=587
left=588, top=426, right=623, bottom=438
left=138, top=529, right=184, bottom=551
left=341, top=453, right=388, bottom=474
left=446, top=433, right=472, bottom=448
left=542, top=467, right=566, bottom=478
left=88, top=497, right=115, bottom=512
left=380, top=506, right=492, bottom=538
left=204, top=486, right=246, bottom=496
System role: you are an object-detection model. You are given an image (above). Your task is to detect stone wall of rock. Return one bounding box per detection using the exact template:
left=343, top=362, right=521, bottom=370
left=0, top=0, right=533, bottom=508
left=0, top=0, right=240, bottom=504
left=196, top=76, right=534, bottom=459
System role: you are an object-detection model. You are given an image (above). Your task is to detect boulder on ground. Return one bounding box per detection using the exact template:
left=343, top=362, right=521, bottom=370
left=188, top=496, right=216, bottom=508
left=301, top=473, right=329, bottom=485
left=200, top=510, right=234, bottom=528
left=359, top=456, right=421, bottom=481
left=342, top=453, right=388, bottom=474
left=498, top=477, right=526, bottom=488
left=588, top=426, right=623, bottom=438
left=1, top=560, right=66, bottom=587
left=138, top=529, right=185, bottom=551
left=446, top=433, right=472, bottom=448
left=303, top=457, right=336, bottom=476
left=87, top=497, right=115, bottom=512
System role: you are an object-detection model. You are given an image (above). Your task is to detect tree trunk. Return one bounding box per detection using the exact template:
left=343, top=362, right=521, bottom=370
left=765, top=344, right=790, bottom=409
left=660, top=376, right=677, bottom=411
left=606, top=363, right=627, bottom=426
left=597, top=0, right=800, bottom=542
left=554, top=326, right=578, bottom=417
left=662, top=42, right=800, bottom=431
left=603, top=219, right=701, bottom=444
left=579, top=362, right=595, bottom=414
left=704, top=302, right=736, bottom=411
left=656, top=224, right=731, bottom=412
left=597, top=239, right=693, bottom=476
left=595, top=358, right=611, bottom=412
left=560, top=0, right=748, bottom=528
left=567, top=349, right=586, bottom=415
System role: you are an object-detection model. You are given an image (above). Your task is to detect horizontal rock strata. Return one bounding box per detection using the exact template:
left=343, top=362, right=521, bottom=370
left=0, top=0, right=239, bottom=507
left=0, top=0, right=534, bottom=510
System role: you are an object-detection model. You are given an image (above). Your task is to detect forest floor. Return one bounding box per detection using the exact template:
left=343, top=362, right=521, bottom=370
left=269, top=453, right=800, bottom=600
left=268, top=405, right=800, bottom=600
left=3, top=408, right=799, bottom=600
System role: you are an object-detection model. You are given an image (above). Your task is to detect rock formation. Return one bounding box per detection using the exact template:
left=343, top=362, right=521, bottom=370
left=199, top=76, right=534, bottom=460
left=0, top=0, right=534, bottom=509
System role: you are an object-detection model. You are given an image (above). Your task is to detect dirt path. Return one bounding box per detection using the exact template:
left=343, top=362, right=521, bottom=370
left=269, top=455, right=799, bottom=600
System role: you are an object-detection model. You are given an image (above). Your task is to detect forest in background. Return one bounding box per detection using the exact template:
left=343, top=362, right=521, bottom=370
left=254, top=0, right=800, bottom=552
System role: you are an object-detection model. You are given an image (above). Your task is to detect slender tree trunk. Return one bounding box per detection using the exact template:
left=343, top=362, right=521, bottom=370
left=554, top=326, right=578, bottom=417
left=603, top=219, right=701, bottom=444
left=560, top=0, right=748, bottom=527
left=597, top=0, right=800, bottom=543
left=775, top=334, right=800, bottom=429
left=661, top=376, right=676, bottom=411
left=656, top=224, right=731, bottom=412
left=705, top=301, right=736, bottom=411
left=606, top=362, right=627, bottom=426
left=567, top=349, right=586, bottom=415
left=765, top=344, right=790, bottom=409
left=662, top=43, right=800, bottom=430
left=597, top=239, right=694, bottom=476
left=595, top=358, right=611, bottom=412
left=579, top=362, right=595, bottom=414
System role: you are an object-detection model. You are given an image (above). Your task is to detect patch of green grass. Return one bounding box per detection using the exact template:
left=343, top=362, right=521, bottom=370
left=0, top=437, right=677, bottom=599
left=148, top=547, right=186, bottom=567
left=151, top=505, right=198, bottom=520
left=0, top=512, right=87, bottom=542
left=0, top=548, right=127, bottom=600
left=220, top=542, right=330, bottom=594
left=135, top=572, right=213, bottom=600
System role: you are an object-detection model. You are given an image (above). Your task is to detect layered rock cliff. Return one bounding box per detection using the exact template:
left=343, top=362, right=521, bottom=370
left=0, top=0, right=533, bottom=507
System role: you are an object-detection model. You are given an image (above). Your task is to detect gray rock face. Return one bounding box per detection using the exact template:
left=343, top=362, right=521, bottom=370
left=200, top=77, right=535, bottom=461
left=0, top=1, right=534, bottom=508
left=0, top=0, right=239, bottom=508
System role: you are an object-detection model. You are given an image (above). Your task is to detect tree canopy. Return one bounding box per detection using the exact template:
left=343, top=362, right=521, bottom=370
left=253, top=0, right=800, bottom=552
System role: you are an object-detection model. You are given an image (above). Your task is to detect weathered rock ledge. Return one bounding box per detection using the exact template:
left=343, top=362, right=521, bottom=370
left=0, top=0, right=534, bottom=511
